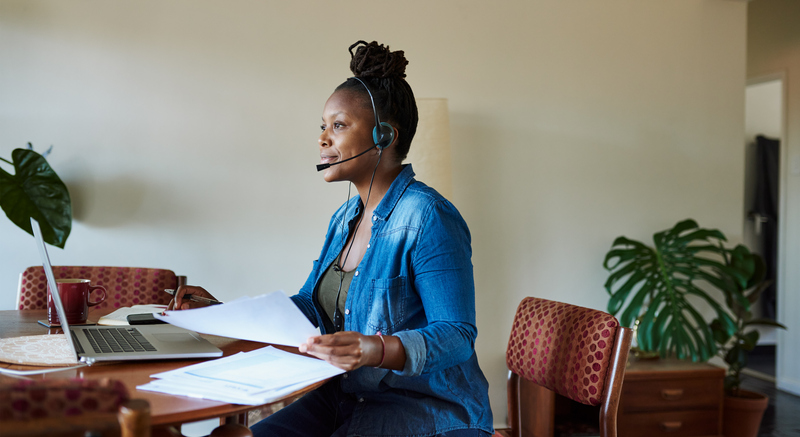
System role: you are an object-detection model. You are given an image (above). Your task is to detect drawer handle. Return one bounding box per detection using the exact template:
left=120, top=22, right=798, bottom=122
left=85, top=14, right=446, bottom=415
left=660, top=421, right=683, bottom=432
left=661, top=388, right=684, bottom=400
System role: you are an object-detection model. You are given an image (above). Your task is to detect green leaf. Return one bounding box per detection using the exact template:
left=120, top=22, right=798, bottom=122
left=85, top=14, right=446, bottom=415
left=741, top=331, right=759, bottom=351
left=0, top=148, right=71, bottom=248
left=619, top=282, right=652, bottom=328
left=710, top=318, right=731, bottom=345
left=607, top=270, right=648, bottom=315
left=743, top=318, right=787, bottom=330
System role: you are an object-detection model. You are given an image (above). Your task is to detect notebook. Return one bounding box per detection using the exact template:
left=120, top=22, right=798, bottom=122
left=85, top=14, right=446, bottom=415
left=31, top=218, right=223, bottom=365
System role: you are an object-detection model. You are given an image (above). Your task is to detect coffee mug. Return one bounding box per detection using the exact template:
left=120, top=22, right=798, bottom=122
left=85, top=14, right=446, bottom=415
left=47, top=279, right=107, bottom=325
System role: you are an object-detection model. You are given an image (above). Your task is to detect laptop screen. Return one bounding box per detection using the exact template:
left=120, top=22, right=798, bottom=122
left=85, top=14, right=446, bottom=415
left=30, top=218, right=79, bottom=359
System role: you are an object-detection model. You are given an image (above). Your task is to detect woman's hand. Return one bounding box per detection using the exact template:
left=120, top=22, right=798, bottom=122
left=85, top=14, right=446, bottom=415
left=299, top=331, right=384, bottom=372
left=166, top=285, right=218, bottom=310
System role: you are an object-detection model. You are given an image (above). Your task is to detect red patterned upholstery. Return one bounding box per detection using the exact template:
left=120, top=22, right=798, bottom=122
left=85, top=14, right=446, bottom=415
left=505, top=297, right=632, bottom=437
left=507, top=297, right=619, bottom=405
left=0, top=378, right=128, bottom=421
left=16, top=266, right=184, bottom=311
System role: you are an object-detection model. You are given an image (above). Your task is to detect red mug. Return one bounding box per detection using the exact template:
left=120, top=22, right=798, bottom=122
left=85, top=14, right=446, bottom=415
left=47, top=279, right=107, bottom=325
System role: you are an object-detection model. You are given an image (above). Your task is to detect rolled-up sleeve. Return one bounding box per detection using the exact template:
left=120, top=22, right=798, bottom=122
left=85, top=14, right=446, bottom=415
left=394, top=199, right=477, bottom=376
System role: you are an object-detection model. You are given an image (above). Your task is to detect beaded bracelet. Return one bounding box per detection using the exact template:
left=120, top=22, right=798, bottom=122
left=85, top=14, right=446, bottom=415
left=376, top=333, right=386, bottom=368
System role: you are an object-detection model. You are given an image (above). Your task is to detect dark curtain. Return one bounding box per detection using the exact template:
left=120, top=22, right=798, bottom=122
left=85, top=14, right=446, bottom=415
left=750, top=135, right=779, bottom=320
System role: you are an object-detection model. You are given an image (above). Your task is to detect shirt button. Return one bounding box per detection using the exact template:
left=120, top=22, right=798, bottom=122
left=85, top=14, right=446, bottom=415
left=367, top=243, right=371, bottom=249
left=343, top=373, right=349, bottom=379
left=372, top=215, right=377, bottom=222
left=358, top=397, right=365, bottom=403
left=344, top=309, right=350, bottom=315
left=354, top=271, right=359, bottom=277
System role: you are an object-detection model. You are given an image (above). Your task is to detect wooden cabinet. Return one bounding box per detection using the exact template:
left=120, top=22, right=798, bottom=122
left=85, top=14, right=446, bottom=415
left=619, top=358, right=724, bottom=437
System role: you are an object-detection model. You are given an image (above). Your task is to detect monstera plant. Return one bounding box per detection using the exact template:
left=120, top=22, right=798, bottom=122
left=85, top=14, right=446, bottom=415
left=602, top=219, right=755, bottom=362
left=0, top=144, right=72, bottom=248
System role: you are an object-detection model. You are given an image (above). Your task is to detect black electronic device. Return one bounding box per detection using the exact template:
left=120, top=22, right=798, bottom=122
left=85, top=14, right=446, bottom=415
left=127, top=313, right=168, bottom=325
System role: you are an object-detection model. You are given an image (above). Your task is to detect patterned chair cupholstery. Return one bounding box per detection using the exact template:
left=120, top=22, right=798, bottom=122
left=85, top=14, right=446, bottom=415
left=505, top=297, right=632, bottom=437
left=16, top=266, right=186, bottom=311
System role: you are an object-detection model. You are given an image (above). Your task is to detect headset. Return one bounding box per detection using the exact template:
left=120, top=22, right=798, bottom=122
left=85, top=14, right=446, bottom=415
left=352, top=76, right=395, bottom=150
left=316, top=77, right=395, bottom=172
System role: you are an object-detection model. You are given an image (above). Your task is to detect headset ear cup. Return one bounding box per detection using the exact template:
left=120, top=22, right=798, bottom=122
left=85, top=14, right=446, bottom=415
left=374, top=122, right=395, bottom=150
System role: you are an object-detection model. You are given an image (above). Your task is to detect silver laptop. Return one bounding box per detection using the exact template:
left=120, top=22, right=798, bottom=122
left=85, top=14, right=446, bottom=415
left=31, top=218, right=223, bottom=365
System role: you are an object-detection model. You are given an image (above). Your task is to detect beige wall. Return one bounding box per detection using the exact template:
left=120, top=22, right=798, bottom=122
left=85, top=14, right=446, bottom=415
left=748, top=0, right=800, bottom=396
left=0, top=0, right=747, bottom=427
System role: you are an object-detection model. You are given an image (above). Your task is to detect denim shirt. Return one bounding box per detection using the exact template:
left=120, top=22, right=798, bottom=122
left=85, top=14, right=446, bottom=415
left=291, top=165, right=493, bottom=436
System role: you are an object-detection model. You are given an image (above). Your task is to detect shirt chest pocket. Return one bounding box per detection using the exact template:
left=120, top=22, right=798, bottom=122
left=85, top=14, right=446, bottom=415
left=365, top=276, right=409, bottom=335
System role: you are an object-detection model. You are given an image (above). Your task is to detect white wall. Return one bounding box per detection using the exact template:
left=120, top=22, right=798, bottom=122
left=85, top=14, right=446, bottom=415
left=748, top=0, right=800, bottom=396
left=0, top=0, right=747, bottom=427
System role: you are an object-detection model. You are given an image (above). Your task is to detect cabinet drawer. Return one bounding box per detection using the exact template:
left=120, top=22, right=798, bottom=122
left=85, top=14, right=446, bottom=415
left=621, top=376, right=722, bottom=412
left=619, top=409, right=721, bottom=437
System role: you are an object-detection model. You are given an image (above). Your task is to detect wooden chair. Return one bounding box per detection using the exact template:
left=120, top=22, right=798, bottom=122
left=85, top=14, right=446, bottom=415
left=504, top=297, right=633, bottom=437
left=16, top=266, right=187, bottom=311
left=0, top=377, right=150, bottom=437
left=0, top=378, right=253, bottom=437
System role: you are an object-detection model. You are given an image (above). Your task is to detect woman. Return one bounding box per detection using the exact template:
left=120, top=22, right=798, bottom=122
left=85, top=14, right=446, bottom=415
left=170, top=40, right=493, bottom=437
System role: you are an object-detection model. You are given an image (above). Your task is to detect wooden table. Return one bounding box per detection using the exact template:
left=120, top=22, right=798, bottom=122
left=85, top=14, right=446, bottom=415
left=0, top=309, right=326, bottom=429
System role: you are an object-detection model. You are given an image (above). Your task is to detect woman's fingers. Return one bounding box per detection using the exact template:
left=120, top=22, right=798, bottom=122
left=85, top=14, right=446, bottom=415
left=300, top=332, right=383, bottom=371
left=169, top=285, right=217, bottom=310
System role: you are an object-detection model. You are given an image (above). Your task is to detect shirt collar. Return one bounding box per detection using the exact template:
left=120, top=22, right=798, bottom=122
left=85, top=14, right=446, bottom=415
left=374, top=164, right=416, bottom=221
left=345, top=164, right=416, bottom=224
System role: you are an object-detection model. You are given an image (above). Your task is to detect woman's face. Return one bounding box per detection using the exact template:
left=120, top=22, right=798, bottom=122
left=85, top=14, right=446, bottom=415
left=319, top=89, right=377, bottom=183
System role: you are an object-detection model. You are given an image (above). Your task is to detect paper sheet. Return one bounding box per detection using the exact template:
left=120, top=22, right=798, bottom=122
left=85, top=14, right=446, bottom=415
left=136, top=346, right=343, bottom=405
left=154, top=291, right=318, bottom=346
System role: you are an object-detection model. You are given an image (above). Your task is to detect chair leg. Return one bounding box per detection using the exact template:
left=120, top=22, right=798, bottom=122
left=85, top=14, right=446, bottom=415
left=507, top=372, right=522, bottom=437
left=119, top=399, right=151, bottom=437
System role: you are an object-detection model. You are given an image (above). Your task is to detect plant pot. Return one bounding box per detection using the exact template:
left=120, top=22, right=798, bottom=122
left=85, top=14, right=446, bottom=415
left=723, top=389, right=769, bottom=437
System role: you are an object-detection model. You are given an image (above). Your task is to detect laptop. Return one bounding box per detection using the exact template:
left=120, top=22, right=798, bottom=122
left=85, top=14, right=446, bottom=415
left=31, top=218, right=223, bottom=365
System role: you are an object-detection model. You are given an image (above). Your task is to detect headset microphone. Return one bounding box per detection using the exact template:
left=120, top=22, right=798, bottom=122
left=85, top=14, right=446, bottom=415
left=316, top=146, right=375, bottom=172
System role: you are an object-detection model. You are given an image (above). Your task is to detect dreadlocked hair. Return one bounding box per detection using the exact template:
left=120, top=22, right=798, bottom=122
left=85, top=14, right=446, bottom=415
left=335, top=40, right=418, bottom=162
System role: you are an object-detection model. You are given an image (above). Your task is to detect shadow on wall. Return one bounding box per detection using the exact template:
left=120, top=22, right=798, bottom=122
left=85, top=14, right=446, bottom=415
left=66, top=175, right=147, bottom=228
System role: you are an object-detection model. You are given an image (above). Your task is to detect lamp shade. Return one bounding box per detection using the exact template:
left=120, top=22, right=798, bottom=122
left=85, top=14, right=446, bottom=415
left=406, top=98, right=453, bottom=199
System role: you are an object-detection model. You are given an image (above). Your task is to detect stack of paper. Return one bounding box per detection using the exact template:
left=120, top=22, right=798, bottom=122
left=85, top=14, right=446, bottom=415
left=137, top=346, right=343, bottom=405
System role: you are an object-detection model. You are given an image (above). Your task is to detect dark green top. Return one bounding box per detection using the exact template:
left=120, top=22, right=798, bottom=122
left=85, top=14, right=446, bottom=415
left=317, top=261, right=355, bottom=326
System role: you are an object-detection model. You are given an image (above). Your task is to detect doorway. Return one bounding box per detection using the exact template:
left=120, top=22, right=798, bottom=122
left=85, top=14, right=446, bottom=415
left=744, top=76, right=784, bottom=380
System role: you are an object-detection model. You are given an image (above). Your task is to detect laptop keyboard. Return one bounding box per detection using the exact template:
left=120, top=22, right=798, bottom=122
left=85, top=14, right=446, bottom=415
left=83, top=327, right=157, bottom=354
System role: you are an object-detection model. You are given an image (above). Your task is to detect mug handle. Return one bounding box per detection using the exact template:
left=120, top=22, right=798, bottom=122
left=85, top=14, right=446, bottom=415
left=88, top=285, right=107, bottom=307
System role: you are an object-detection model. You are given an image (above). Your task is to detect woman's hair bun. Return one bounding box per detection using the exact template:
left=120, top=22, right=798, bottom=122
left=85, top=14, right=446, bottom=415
left=349, top=40, right=408, bottom=80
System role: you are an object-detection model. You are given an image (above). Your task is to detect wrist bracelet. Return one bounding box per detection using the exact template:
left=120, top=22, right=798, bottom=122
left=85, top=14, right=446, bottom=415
left=376, top=333, right=386, bottom=368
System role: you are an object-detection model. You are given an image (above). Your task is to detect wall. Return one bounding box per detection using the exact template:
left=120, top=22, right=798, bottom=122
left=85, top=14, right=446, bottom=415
left=0, top=0, right=747, bottom=427
left=748, top=0, right=800, bottom=396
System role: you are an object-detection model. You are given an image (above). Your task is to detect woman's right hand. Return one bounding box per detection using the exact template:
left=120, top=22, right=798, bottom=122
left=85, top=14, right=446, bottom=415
left=167, top=285, right=218, bottom=310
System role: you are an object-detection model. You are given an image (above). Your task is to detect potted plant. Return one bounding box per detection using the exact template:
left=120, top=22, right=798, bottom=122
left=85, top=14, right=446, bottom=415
left=710, top=246, right=786, bottom=437
left=0, top=143, right=72, bottom=247
left=602, top=219, right=752, bottom=361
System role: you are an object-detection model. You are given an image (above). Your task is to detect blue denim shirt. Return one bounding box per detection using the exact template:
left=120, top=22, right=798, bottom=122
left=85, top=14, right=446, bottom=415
left=291, top=165, right=493, bottom=436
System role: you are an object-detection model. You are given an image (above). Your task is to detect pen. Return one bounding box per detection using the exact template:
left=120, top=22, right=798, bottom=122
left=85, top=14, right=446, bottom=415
left=164, top=289, right=223, bottom=305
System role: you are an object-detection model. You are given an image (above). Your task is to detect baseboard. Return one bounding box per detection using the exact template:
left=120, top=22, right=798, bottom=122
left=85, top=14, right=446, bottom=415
left=777, top=378, right=800, bottom=397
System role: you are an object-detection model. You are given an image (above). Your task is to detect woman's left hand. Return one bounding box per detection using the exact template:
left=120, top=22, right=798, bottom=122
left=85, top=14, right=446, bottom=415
left=299, top=331, right=383, bottom=371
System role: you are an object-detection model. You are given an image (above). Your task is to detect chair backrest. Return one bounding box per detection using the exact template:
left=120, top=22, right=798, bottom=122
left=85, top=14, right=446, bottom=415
left=16, top=266, right=186, bottom=311
left=505, top=297, right=632, bottom=437
left=0, top=377, right=150, bottom=437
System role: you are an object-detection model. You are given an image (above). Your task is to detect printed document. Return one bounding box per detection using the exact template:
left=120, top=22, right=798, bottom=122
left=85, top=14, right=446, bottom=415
left=136, top=346, right=344, bottom=405
left=154, top=291, right=318, bottom=346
